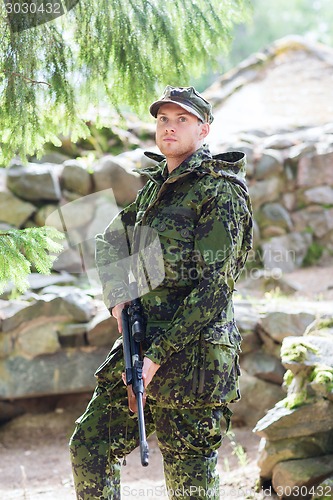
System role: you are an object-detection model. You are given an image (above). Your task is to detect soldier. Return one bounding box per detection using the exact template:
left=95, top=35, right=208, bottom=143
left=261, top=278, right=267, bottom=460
left=69, top=85, right=253, bottom=499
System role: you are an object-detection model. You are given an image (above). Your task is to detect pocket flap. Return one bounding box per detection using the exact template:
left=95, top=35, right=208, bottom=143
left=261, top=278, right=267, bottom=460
left=150, top=216, right=194, bottom=242
left=203, top=322, right=234, bottom=346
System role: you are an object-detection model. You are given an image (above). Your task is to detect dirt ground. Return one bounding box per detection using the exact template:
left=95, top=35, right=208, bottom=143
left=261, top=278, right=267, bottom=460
left=1, top=264, right=332, bottom=500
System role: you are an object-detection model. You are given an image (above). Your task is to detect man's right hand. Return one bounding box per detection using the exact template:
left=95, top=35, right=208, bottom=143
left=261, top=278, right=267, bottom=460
left=111, top=303, right=126, bottom=333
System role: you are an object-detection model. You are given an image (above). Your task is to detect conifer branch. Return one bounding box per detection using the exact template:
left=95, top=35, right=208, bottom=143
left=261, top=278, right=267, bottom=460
left=0, top=0, right=251, bottom=164
left=2, top=69, right=51, bottom=87
left=0, top=227, right=64, bottom=293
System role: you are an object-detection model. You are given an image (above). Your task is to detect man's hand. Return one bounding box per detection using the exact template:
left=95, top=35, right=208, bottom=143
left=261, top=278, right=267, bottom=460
left=121, top=357, right=160, bottom=413
left=111, top=303, right=126, bottom=333
left=122, top=357, right=160, bottom=390
left=142, top=357, right=160, bottom=388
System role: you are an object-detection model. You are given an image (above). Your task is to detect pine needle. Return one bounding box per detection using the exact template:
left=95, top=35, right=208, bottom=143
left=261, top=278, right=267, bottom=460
left=0, top=227, right=64, bottom=293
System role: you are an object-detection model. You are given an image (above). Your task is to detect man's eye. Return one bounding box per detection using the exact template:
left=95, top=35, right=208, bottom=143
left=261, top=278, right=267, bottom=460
left=179, top=117, right=187, bottom=122
left=159, top=116, right=168, bottom=122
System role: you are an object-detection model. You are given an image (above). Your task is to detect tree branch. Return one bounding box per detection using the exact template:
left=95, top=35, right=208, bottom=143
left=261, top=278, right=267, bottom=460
left=2, top=70, right=51, bottom=87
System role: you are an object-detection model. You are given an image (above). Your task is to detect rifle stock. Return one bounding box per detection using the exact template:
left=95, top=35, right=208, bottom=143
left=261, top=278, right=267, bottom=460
left=121, top=300, right=149, bottom=467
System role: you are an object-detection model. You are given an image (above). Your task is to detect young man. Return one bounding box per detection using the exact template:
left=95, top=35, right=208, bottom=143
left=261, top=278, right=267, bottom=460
left=69, top=85, right=253, bottom=499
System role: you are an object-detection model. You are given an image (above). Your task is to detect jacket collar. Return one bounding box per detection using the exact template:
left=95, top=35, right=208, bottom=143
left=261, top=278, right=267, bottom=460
left=169, top=145, right=213, bottom=178
left=141, top=146, right=248, bottom=182
left=142, top=145, right=212, bottom=181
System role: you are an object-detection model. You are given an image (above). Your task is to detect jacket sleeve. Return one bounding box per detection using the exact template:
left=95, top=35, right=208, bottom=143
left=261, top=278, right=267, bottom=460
left=95, top=200, right=138, bottom=309
left=144, top=182, right=253, bottom=364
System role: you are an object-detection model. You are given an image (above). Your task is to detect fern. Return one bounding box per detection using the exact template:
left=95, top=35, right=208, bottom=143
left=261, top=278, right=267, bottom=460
left=0, top=227, right=64, bottom=293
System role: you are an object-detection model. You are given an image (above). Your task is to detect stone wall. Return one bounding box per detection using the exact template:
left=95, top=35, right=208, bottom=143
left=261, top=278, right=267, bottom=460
left=1, top=123, right=333, bottom=275
left=1, top=272, right=332, bottom=500
left=0, top=124, right=332, bottom=397
left=227, top=124, right=333, bottom=274
left=1, top=127, right=333, bottom=496
left=254, top=315, right=333, bottom=499
left=0, top=271, right=331, bottom=427
left=0, top=275, right=119, bottom=404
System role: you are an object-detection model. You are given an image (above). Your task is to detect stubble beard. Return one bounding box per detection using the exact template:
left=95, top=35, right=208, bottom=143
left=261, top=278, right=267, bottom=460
left=157, top=138, right=197, bottom=162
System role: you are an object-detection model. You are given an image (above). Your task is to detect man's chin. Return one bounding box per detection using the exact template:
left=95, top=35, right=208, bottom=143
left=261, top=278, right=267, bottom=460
left=158, top=143, right=181, bottom=156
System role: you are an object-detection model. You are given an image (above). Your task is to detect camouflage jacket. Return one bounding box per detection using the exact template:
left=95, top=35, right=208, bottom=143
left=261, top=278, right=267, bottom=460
left=95, top=145, right=253, bottom=408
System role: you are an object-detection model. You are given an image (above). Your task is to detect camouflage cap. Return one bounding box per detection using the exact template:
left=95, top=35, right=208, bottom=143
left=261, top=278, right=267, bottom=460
left=150, top=85, right=214, bottom=124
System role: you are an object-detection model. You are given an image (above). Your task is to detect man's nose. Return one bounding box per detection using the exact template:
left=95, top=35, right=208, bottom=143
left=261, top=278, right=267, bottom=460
left=165, top=122, right=175, bottom=132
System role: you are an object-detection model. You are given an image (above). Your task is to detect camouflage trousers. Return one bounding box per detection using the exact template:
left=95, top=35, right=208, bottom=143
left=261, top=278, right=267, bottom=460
left=69, top=370, right=226, bottom=499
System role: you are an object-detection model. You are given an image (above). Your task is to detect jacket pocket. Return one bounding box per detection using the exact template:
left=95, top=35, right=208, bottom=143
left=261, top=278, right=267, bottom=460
left=94, top=337, right=124, bottom=384
left=147, top=321, right=242, bottom=408
left=195, top=321, right=241, bottom=404
left=147, top=339, right=200, bottom=406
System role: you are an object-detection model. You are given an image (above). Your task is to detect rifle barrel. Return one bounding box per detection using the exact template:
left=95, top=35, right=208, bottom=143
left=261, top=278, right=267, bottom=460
left=136, top=391, right=149, bottom=466
left=121, top=303, right=149, bottom=466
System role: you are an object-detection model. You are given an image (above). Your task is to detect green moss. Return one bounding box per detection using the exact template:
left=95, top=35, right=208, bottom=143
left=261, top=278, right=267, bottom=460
left=317, top=317, right=333, bottom=330
left=310, top=365, right=333, bottom=391
left=283, top=369, right=294, bottom=387
left=302, top=241, right=324, bottom=267
left=283, top=392, right=309, bottom=410
left=281, top=340, right=318, bottom=363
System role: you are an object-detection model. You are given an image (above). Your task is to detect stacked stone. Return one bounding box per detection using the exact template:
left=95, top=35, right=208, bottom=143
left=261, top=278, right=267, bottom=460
left=1, top=132, right=333, bottom=429
left=232, top=299, right=332, bottom=428
left=0, top=124, right=333, bottom=278
left=0, top=277, right=120, bottom=406
left=224, top=124, right=333, bottom=277
left=254, top=315, right=333, bottom=499
left=0, top=151, right=148, bottom=275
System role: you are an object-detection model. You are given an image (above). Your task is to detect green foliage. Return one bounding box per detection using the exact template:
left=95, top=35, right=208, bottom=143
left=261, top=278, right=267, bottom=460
left=0, top=0, right=250, bottom=164
left=195, top=0, right=333, bottom=90
left=194, top=0, right=333, bottom=89
left=0, top=227, right=64, bottom=293
left=302, top=241, right=324, bottom=267
left=226, top=430, right=248, bottom=467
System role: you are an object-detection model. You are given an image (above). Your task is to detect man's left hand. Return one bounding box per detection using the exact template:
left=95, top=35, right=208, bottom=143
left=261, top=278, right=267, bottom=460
left=142, top=357, right=160, bottom=387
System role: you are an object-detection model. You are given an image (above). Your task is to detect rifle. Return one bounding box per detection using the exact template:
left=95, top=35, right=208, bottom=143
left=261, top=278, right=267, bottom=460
left=121, top=291, right=149, bottom=467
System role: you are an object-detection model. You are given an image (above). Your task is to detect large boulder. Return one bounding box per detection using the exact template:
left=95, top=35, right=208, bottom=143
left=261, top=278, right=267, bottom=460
left=7, top=162, right=62, bottom=202
left=260, top=308, right=315, bottom=344
left=0, top=191, right=36, bottom=227
left=61, top=159, right=93, bottom=196
left=254, top=399, right=333, bottom=442
left=241, top=351, right=285, bottom=385
left=261, top=232, right=313, bottom=273
left=0, top=348, right=109, bottom=398
left=92, top=154, right=144, bottom=206
left=258, top=432, right=333, bottom=479
left=233, top=370, right=285, bottom=427
left=272, top=455, right=333, bottom=499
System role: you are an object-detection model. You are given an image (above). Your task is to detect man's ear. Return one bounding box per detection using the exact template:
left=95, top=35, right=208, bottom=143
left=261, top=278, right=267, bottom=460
left=199, top=122, right=210, bottom=139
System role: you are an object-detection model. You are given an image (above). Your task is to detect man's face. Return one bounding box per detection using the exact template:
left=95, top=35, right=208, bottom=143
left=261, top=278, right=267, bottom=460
left=155, top=103, right=209, bottom=167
